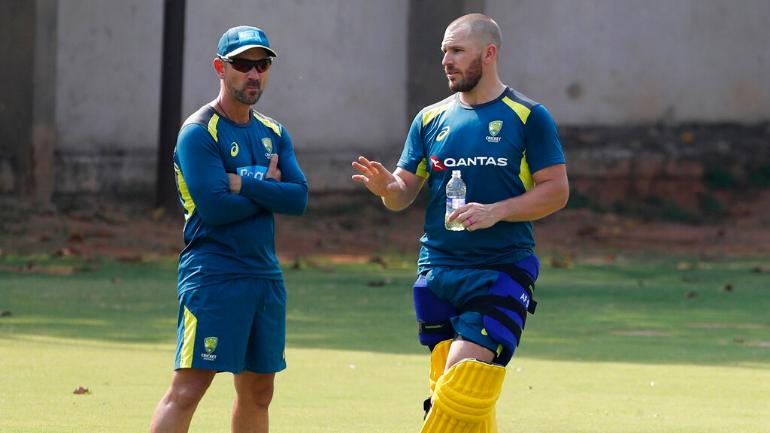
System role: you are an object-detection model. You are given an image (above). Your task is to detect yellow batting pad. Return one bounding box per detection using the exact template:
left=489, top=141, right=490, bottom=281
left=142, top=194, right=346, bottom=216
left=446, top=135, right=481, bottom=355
left=481, top=406, right=497, bottom=433
left=429, top=339, right=452, bottom=395
left=420, top=359, right=505, bottom=433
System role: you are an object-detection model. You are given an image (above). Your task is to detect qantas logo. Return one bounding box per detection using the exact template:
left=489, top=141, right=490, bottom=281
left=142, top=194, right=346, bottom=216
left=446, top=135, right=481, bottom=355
left=430, top=155, right=446, bottom=171
left=430, top=155, right=508, bottom=171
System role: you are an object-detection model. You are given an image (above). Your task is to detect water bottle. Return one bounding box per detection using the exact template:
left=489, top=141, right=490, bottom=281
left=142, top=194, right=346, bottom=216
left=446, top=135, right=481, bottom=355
left=445, top=170, right=466, bottom=231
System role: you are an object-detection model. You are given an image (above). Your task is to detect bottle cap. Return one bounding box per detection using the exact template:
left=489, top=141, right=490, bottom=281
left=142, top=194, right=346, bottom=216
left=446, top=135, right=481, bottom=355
left=452, top=170, right=461, bottom=177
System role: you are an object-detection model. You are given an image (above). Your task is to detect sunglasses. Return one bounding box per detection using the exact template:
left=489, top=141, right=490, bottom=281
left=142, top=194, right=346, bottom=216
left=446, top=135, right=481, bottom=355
left=219, top=56, right=273, bottom=73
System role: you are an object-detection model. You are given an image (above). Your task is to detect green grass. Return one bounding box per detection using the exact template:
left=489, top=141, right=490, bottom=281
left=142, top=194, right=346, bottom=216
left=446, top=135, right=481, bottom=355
left=1, top=255, right=769, bottom=432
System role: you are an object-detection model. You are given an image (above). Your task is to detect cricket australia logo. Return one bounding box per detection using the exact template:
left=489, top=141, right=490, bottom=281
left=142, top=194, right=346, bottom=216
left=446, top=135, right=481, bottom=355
left=261, top=137, right=273, bottom=156
left=202, top=336, right=218, bottom=361
left=487, top=120, right=503, bottom=143
left=230, top=142, right=239, bottom=157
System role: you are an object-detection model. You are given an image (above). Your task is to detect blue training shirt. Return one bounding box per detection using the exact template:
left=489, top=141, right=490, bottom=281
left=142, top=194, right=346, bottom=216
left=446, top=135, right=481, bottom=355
left=173, top=105, right=308, bottom=294
left=397, top=87, right=565, bottom=270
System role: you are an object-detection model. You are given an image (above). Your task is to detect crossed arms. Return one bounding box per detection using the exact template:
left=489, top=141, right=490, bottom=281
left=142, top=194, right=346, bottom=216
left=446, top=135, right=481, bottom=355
left=175, top=124, right=308, bottom=226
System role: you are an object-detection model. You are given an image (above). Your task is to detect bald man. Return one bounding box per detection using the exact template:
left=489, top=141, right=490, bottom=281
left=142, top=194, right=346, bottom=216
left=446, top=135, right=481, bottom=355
left=352, top=14, right=568, bottom=432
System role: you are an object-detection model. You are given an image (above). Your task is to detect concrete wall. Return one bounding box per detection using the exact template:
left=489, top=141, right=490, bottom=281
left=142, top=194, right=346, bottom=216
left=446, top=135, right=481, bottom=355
left=489, top=0, right=770, bottom=125
left=4, top=0, right=769, bottom=201
left=55, top=0, right=164, bottom=198
left=182, top=0, right=409, bottom=190
left=0, top=0, right=58, bottom=200
left=407, top=0, right=484, bottom=123
left=0, top=2, right=36, bottom=195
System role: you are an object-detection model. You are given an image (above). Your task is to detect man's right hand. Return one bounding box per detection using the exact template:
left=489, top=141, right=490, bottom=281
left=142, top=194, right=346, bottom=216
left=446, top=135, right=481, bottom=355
left=351, top=156, right=402, bottom=198
left=227, top=173, right=242, bottom=193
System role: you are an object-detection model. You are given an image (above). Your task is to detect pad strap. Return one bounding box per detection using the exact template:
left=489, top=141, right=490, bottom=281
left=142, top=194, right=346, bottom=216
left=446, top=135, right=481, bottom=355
left=461, top=295, right=525, bottom=343
left=480, top=263, right=537, bottom=314
left=418, top=320, right=454, bottom=337
left=414, top=275, right=458, bottom=347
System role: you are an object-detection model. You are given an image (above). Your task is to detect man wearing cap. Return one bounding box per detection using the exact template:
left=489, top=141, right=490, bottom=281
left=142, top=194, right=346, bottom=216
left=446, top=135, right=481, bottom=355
left=150, top=26, right=308, bottom=433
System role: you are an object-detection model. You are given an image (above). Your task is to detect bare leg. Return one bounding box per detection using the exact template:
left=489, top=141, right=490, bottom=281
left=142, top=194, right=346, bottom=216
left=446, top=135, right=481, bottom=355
left=429, top=337, right=496, bottom=407
left=150, top=369, right=216, bottom=433
left=445, top=337, right=495, bottom=370
left=231, top=371, right=275, bottom=433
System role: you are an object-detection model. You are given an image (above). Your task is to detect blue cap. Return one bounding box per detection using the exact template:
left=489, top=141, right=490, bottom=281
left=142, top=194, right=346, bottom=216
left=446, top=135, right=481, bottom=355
left=217, top=26, right=277, bottom=59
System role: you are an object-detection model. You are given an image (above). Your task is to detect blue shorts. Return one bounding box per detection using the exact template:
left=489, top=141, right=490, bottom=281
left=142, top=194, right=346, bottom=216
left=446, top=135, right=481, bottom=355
left=174, top=278, right=286, bottom=374
left=414, top=255, right=539, bottom=359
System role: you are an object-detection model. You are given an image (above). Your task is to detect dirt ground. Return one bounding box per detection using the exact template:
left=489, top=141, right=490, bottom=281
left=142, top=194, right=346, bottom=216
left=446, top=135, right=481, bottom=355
left=2, top=190, right=769, bottom=266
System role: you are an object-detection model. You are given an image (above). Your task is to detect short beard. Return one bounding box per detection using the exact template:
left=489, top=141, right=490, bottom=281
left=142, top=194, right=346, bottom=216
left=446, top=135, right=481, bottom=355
left=230, top=81, right=262, bottom=105
left=448, top=55, right=483, bottom=93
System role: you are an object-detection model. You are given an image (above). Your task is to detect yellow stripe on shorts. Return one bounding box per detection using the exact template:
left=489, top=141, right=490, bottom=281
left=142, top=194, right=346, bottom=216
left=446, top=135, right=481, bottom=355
left=179, top=306, right=197, bottom=368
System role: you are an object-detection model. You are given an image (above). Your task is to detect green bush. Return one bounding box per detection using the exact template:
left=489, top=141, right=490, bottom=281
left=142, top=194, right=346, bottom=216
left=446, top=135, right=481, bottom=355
left=610, top=196, right=698, bottom=223
left=703, top=166, right=737, bottom=189
left=747, top=163, right=770, bottom=188
left=567, top=189, right=591, bottom=209
left=698, top=193, right=725, bottom=217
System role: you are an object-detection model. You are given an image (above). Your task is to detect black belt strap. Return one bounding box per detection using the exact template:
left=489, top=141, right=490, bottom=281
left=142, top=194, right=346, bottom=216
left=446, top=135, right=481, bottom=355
left=417, top=320, right=453, bottom=335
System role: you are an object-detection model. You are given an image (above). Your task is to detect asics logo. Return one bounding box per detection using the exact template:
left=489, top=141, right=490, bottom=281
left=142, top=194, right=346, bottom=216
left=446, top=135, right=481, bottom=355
left=436, top=126, right=451, bottom=141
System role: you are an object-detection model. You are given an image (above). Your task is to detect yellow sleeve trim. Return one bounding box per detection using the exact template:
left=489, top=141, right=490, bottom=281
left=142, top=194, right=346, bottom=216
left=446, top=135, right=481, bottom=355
left=421, top=102, right=452, bottom=127
left=179, top=306, right=198, bottom=368
left=415, top=158, right=429, bottom=179
left=502, top=96, right=531, bottom=124
left=253, top=112, right=282, bottom=136
left=174, top=163, right=196, bottom=220
left=519, top=152, right=534, bottom=191
left=207, top=113, right=220, bottom=142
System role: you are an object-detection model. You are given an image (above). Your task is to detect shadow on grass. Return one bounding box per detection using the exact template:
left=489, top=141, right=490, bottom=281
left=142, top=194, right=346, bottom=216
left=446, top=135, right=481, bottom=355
left=0, top=258, right=180, bottom=344
left=1, top=257, right=769, bottom=367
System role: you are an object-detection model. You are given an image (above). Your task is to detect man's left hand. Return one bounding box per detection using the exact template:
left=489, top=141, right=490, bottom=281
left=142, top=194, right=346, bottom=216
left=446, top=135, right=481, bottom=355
left=448, top=202, right=503, bottom=231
